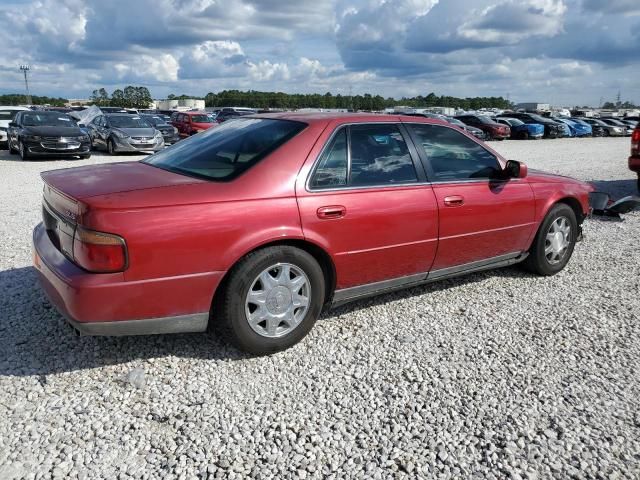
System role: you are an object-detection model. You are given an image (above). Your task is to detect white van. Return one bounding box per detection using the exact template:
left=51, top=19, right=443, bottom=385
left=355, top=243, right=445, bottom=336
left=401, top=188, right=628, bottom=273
left=0, top=106, right=30, bottom=146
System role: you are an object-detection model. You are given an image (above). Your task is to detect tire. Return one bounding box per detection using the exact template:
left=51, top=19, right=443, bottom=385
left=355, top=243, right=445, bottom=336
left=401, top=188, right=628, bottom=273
left=637, top=174, right=640, bottom=194
left=80, top=154, right=91, bottom=159
left=214, top=246, right=325, bottom=355
left=519, top=131, right=529, bottom=140
left=18, top=140, right=30, bottom=161
left=603, top=129, right=610, bottom=137
left=107, top=138, right=117, bottom=155
left=8, top=138, right=17, bottom=154
left=522, top=203, right=578, bottom=276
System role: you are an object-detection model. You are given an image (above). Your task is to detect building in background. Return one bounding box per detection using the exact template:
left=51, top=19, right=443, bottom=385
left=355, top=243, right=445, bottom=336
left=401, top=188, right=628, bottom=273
left=515, top=102, right=551, bottom=113
left=155, top=98, right=205, bottom=111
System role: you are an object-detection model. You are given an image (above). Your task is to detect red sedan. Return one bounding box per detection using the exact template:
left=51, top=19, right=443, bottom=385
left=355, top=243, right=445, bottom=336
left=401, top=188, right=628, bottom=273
left=630, top=125, right=640, bottom=191
left=33, top=113, right=593, bottom=354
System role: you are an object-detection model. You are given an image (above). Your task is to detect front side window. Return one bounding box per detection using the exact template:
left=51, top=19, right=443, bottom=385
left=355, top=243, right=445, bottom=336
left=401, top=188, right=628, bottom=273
left=144, top=118, right=306, bottom=181
left=409, top=124, right=501, bottom=181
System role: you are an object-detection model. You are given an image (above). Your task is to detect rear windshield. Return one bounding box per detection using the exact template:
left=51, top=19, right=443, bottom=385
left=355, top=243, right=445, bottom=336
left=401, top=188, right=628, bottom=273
left=22, top=112, right=78, bottom=127
left=143, top=118, right=306, bottom=181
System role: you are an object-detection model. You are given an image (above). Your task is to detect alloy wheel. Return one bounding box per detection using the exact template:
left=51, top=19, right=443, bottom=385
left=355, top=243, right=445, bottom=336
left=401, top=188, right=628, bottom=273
left=545, top=216, right=571, bottom=265
left=244, top=263, right=311, bottom=338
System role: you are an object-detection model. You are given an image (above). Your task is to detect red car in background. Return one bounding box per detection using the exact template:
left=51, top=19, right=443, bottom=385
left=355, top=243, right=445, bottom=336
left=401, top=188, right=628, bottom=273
left=33, top=113, right=592, bottom=354
left=630, top=126, right=640, bottom=191
left=454, top=114, right=511, bottom=140
left=171, top=111, right=217, bottom=138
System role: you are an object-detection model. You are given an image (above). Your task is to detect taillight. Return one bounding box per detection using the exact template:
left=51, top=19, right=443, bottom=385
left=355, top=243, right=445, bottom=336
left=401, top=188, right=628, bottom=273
left=632, top=129, right=640, bottom=156
left=73, top=226, right=127, bottom=273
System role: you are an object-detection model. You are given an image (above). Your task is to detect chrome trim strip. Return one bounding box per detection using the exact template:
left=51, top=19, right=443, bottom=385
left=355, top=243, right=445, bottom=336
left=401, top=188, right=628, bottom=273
left=66, top=312, right=209, bottom=336
left=427, top=252, right=522, bottom=279
left=336, top=237, right=438, bottom=256
left=331, top=251, right=527, bottom=306
left=438, top=222, right=535, bottom=241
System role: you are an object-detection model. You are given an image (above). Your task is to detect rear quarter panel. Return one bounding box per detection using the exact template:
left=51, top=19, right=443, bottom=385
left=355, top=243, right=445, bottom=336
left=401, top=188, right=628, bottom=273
left=82, top=120, right=328, bottom=282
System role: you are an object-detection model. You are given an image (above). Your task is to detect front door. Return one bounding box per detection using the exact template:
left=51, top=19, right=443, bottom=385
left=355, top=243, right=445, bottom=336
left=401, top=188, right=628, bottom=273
left=296, top=123, right=439, bottom=295
left=405, top=123, right=536, bottom=272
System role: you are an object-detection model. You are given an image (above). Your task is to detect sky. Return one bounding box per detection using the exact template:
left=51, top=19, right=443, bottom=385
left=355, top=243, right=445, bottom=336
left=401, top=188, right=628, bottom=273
left=0, top=0, right=639, bottom=106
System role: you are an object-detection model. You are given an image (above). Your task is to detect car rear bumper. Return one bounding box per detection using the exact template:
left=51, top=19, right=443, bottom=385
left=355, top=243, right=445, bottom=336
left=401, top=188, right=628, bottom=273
left=33, top=222, right=221, bottom=336
left=629, top=156, right=640, bottom=173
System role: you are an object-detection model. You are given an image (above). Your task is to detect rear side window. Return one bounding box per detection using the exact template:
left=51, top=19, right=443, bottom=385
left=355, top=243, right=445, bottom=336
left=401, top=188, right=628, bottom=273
left=144, top=118, right=306, bottom=181
left=309, top=124, right=418, bottom=189
left=409, top=124, right=501, bottom=181
left=310, top=129, right=347, bottom=188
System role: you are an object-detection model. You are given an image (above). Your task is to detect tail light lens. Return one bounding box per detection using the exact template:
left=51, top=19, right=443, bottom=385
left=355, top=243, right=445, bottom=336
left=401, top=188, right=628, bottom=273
left=73, top=227, right=127, bottom=273
left=632, top=129, right=640, bottom=156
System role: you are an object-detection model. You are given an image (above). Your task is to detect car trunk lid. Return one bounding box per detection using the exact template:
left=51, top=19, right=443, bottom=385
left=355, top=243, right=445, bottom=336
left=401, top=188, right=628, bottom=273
left=40, top=161, right=203, bottom=200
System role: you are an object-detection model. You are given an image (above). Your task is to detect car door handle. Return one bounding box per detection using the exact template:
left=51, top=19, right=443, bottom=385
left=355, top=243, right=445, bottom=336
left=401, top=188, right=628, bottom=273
left=443, top=195, right=465, bottom=207
left=317, top=205, right=346, bottom=219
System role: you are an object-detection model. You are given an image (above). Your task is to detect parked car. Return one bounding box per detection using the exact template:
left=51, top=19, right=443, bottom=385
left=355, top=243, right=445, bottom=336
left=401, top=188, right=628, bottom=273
left=7, top=110, right=91, bottom=160
left=570, top=118, right=600, bottom=136
left=497, top=113, right=563, bottom=139
left=495, top=118, right=544, bottom=140
left=454, top=114, right=510, bottom=140
left=99, top=107, right=128, bottom=114
left=33, top=113, right=593, bottom=354
left=171, top=111, right=217, bottom=138
left=554, top=118, right=592, bottom=137
left=630, top=125, right=640, bottom=192
left=600, top=118, right=633, bottom=136
left=87, top=113, right=164, bottom=155
left=140, top=114, right=180, bottom=144
left=579, top=118, right=625, bottom=137
left=0, top=106, right=30, bottom=148
left=215, top=108, right=256, bottom=123
left=445, top=117, right=488, bottom=141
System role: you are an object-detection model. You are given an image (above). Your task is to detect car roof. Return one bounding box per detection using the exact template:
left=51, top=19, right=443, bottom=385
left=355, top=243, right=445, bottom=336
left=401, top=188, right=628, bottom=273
left=0, top=106, right=30, bottom=110
left=105, top=113, right=140, bottom=117
left=247, top=111, right=453, bottom=127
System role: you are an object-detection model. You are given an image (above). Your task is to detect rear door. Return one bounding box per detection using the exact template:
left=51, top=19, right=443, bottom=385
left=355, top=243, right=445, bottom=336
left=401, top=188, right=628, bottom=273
left=406, top=122, right=536, bottom=273
left=296, top=122, right=439, bottom=298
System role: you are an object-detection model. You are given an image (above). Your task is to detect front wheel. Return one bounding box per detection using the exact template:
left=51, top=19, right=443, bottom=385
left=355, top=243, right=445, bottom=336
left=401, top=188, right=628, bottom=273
left=214, top=246, right=325, bottom=355
left=18, top=140, right=30, bottom=161
left=107, top=138, right=117, bottom=155
left=522, top=203, right=578, bottom=276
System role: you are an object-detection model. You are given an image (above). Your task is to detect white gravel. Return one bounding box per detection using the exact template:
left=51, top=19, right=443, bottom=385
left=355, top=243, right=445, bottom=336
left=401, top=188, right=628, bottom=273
left=1, top=138, right=639, bottom=479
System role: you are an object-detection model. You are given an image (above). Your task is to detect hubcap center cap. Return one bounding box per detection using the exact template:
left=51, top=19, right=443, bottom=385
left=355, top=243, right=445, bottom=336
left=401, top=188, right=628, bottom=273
left=266, top=286, right=292, bottom=314
left=551, top=232, right=564, bottom=252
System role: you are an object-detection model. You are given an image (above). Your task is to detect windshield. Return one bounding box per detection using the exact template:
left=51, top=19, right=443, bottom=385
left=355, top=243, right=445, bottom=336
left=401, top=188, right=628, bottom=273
left=22, top=112, right=78, bottom=127
left=143, top=116, right=165, bottom=126
left=0, top=110, right=22, bottom=122
left=190, top=114, right=212, bottom=123
left=477, top=115, right=495, bottom=125
left=144, top=118, right=306, bottom=181
left=108, top=115, right=151, bottom=128
left=503, top=118, right=524, bottom=126
left=446, top=118, right=465, bottom=127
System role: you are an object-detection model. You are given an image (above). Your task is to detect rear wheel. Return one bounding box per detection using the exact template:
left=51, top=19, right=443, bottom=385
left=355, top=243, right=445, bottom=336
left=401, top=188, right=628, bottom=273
left=214, top=246, right=325, bottom=355
left=518, top=131, right=529, bottom=140
left=8, top=137, right=17, bottom=154
left=522, top=203, right=577, bottom=276
left=603, top=129, right=610, bottom=137
left=80, top=154, right=91, bottom=159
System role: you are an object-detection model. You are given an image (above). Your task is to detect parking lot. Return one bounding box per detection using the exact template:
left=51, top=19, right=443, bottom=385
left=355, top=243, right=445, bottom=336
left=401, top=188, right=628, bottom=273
left=0, top=137, right=638, bottom=479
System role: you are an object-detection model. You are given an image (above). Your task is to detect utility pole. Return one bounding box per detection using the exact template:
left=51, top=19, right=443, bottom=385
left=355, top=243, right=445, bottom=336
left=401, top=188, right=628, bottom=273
left=19, top=65, right=32, bottom=105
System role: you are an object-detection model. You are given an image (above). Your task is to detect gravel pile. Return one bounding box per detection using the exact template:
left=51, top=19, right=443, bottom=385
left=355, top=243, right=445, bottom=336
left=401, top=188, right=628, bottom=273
left=1, top=138, right=639, bottom=479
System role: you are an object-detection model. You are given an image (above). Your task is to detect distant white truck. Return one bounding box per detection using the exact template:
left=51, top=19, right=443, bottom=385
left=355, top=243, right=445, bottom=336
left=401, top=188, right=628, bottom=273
left=0, top=106, right=30, bottom=147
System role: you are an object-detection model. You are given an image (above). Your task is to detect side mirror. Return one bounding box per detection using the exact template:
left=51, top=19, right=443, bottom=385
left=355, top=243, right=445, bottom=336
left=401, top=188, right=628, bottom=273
left=504, top=160, right=527, bottom=179
left=8, top=122, right=16, bottom=128
left=78, top=123, right=86, bottom=127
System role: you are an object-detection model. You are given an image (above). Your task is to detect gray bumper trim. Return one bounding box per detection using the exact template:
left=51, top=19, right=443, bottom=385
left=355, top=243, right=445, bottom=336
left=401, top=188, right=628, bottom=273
left=66, top=312, right=209, bottom=336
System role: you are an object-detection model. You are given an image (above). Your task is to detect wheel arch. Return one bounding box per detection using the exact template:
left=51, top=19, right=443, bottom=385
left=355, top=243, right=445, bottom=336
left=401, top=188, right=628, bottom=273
left=554, top=196, right=585, bottom=225
left=210, top=238, right=337, bottom=319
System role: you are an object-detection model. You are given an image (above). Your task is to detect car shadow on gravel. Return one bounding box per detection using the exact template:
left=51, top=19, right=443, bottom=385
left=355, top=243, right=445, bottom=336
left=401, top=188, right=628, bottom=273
left=0, top=266, right=250, bottom=378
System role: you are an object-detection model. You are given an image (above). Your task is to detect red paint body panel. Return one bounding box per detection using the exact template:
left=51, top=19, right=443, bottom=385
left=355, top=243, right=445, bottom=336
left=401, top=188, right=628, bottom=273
left=430, top=180, right=536, bottom=270
left=33, top=113, right=594, bottom=329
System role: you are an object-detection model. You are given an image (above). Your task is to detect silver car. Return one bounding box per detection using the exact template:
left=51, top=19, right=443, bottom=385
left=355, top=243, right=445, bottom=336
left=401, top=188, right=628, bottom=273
left=88, top=113, right=164, bottom=154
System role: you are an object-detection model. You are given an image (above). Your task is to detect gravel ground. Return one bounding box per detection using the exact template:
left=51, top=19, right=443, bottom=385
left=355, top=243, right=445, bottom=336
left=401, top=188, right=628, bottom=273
left=0, top=138, right=639, bottom=480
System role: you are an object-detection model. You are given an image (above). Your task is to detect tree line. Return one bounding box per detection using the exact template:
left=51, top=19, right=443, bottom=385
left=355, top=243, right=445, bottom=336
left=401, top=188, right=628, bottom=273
left=89, top=86, right=153, bottom=108
left=0, top=94, right=67, bottom=106
left=198, top=90, right=513, bottom=111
